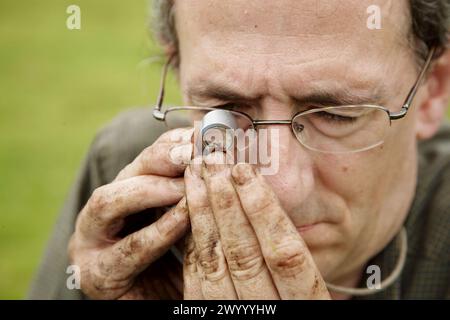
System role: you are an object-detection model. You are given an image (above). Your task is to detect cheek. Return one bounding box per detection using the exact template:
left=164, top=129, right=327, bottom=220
left=262, top=141, right=385, bottom=217
left=311, top=144, right=399, bottom=228
left=312, top=123, right=415, bottom=223
left=313, top=152, right=379, bottom=203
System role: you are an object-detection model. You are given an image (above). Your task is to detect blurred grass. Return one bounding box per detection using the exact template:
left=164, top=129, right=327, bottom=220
left=0, top=0, right=181, bottom=299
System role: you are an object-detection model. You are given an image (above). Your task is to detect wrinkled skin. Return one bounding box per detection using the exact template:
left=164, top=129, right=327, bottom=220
left=183, top=153, right=329, bottom=299
left=69, top=0, right=450, bottom=299
left=68, top=128, right=193, bottom=299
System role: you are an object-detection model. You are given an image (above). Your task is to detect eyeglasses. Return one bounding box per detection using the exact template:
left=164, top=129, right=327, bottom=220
left=152, top=48, right=436, bottom=154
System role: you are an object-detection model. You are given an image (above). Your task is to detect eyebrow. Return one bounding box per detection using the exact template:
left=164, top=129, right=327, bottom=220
left=187, top=82, right=386, bottom=107
left=187, top=84, right=261, bottom=103
left=291, top=88, right=385, bottom=107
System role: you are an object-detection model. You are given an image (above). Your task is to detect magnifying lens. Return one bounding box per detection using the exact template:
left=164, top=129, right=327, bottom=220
left=201, top=109, right=238, bottom=152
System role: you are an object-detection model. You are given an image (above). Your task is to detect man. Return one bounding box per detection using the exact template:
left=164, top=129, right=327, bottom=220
left=29, top=0, right=450, bottom=299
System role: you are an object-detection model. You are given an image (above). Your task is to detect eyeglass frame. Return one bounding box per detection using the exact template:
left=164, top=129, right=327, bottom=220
left=152, top=47, right=436, bottom=131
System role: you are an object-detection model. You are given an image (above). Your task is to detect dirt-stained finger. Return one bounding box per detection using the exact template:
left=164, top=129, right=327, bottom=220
left=231, top=163, right=330, bottom=299
left=184, top=161, right=237, bottom=300
left=88, top=198, right=189, bottom=298
left=183, top=233, right=204, bottom=300
left=115, top=128, right=194, bottom=181
left=76, top=175, right=185, bottom=241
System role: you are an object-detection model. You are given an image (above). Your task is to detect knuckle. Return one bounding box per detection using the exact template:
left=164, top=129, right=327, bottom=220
left=116, top=163, right=132, bottom=180
left=78, top=266, right=98, bottom=298
left=87, top=265, right=131, bottom=299
left=134, top=146, right=156, bottom=173
left=119, top=233, right=146, bottom=260
left=188, top=195, right=211, bottom=213
left=141, top=145, right=158, bottom=165
left=213, top=186, right=236, bottom=211
left=139, top=144, right=175, bottom=172
left=159, top=129, right=174, bottom=141
left=96, top=255, right=114, bottom=276
left=163, top=127, right=193, bottom=143
left=197, top=238, right=227, bottom=281
left=89, top=186, right=111, bottom=213
left=241, top=191, right=274, bottom=217
left=71, top=249, right=131, bottom=300
left=184, top=236, right=198, bottom=268
left=225, top=242, right=264, bottom=281
left=265, top=241, right=307, bottom=277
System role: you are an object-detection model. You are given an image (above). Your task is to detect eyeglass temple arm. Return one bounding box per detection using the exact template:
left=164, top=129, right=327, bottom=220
left=153, top=54, right=175, bottom=120
left=390, top=47, right=436, bottom=120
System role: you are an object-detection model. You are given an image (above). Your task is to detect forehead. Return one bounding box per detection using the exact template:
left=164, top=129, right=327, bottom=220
left=174, top=0, right=413, bottom=102
left=175, top=0, right=408, bottom=55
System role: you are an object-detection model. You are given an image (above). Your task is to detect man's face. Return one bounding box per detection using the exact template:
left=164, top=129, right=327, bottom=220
left=174, top=0, right=421, bottom=283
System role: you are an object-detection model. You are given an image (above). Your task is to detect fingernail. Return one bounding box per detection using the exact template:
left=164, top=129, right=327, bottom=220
left=174, top=196, right=188, bottom=217
left=159, top=198, right=189, bottom=235
left=169, top=144, right=193, bottom=165
left=170, top=128, right=194, bottom=143
left=203, top=152, right=228, bottom=176
left=232, top=163, right=256, bottom=185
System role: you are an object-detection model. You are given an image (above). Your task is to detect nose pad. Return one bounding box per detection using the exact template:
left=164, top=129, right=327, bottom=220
left=292, top=122, right=305, bottom=134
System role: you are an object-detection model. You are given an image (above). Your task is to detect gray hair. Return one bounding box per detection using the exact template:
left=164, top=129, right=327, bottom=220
left=151, top=0, right=450, bottom=66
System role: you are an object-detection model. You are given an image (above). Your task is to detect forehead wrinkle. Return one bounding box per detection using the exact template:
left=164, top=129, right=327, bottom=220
left=185, top=71, right=387, bottom=108
left=183, top=46, right=391, bottom=104
left=180, top=36, right=402, bottom=109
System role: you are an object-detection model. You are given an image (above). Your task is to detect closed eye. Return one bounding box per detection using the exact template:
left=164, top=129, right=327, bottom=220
left=315, top=111, right=358, bottom=123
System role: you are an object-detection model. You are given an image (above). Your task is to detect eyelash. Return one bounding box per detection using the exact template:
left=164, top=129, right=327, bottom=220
left=315, top=111, right=357, bottom=123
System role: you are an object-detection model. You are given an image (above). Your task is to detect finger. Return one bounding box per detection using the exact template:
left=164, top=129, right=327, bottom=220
left=119, top=264, right=182, bottom=300
left=77, top=175, right=185, bottom=241
left=96, top=198, right=189, bottom=290
left=115, top=127, right=194, bottom=181
left=202, top=152, right=279, bottom=299
left=231, top=163, right=330, bottom=299
left=162, top=253, right=184, bottom=295
left=184, top=160, right=237, bottom=300
left=183, top=233, right=204, bottom=300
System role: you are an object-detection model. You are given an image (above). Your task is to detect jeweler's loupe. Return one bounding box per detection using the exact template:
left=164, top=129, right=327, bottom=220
left=200, top=109, right=238, bottom=152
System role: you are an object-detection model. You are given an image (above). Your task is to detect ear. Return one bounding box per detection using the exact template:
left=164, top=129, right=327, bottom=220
left=415, top=48, right=450, bottom=140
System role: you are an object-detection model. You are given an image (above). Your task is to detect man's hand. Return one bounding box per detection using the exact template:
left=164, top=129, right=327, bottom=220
left=68, top=128, right=194, bottom=300
left=183, top=152, right=330, bottom=299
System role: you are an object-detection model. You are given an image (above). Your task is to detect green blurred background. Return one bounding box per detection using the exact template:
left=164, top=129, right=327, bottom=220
left=0, top=0, right=181, bottom=299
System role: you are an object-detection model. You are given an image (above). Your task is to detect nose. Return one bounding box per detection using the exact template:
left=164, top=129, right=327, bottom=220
left=259, top=123, right=316, bottom=213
